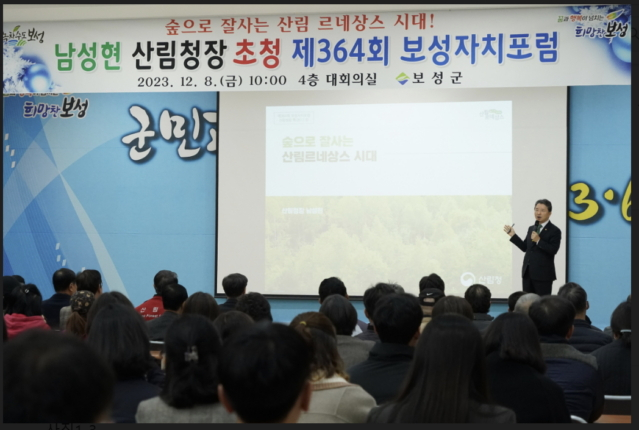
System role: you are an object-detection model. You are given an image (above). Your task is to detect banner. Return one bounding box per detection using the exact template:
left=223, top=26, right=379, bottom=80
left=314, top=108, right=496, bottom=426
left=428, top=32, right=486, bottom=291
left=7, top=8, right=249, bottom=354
left=3, top=5, right=631, bottom=94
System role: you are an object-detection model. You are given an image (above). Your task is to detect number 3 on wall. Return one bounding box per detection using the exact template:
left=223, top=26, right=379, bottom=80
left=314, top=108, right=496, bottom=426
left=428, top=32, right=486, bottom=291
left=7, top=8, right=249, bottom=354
left=569, top=182, right=599, bottom=221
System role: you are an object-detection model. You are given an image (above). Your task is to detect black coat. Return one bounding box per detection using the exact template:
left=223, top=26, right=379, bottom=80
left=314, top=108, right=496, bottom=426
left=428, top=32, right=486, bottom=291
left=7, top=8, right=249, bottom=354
left=568, top=319, right=613, bottom=354
left=41, top=293, right=71, bottom=329
left=218, top=297, right=238, bottom=313
left=590, top=339, right=631, bottom=395
left=510, top=220, right=561, bottom=281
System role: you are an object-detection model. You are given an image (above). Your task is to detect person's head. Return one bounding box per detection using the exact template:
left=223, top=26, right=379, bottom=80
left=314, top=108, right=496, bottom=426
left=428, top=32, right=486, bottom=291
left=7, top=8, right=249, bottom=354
left=161, top=314, right=222, bottom=408
left=218, top=322, right=312, bottom=423
left=534, top=199, right=552, bottom=223
left=319, top=294, right=358, bottom=336
left=464, top=284, right=492, bottom=314
left=4, top=330, right=114, bottom=423
left=52, top=268, right=76, bottom=294
left=86, top=291, right=134, bottom=334
left=432, top=295, right=474, bottom=320
left=236, top=292, right=273, bottom=322
left=483, top=312, right=546, bottom=373
left=66, top=290, right=96, bottom=338
left=162, top=283, right=188, bottom=312
left=610, top=301, right=631, bottom=347
left=419, top=273, right=445, bottom=293
left=6, top=284, right=43, bottom=316
left=182, top=292, right=220, bottom=321
left=317, top=276, right=347, bottom=303
left=3, top=275, right=21, bottom=311
left=557, top=282, right=588, bottom=317
left=419, top=288, right=446, bottom=316
left=514, top=293, right=541, bottom=315
left=75, top=269, right=103, bottom=297
left=222, top=273, right=248, bottom=298
left=12, top=274, right=25, bottom=284
left=362, top=282, right=396, bottom=322
left=153, top=270, right=178, bottom=295
left=86, top=302, right=153, bottom=380
left=528, top=296, right=575, bottom=339
left=373, top=293, right=422, bottom=345
left=392, top=314, right=489, bottom=423
left=507, top=291, right=527, bottom=312
left=212, top=310, right=254, bottom=343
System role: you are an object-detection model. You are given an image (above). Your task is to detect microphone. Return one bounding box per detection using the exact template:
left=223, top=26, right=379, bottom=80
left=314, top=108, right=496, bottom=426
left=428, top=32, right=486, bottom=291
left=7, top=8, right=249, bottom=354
left=534, top=220, right=539, bottom=228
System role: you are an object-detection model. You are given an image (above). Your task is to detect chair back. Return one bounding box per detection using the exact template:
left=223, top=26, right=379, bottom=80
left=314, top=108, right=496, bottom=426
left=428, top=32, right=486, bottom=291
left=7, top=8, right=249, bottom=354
left=602, top=395, right=631, bottom=415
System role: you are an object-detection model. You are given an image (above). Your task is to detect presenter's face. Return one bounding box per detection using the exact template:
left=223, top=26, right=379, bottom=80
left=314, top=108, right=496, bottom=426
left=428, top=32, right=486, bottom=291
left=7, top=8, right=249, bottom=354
left=534, top=203, right=551, bottom=224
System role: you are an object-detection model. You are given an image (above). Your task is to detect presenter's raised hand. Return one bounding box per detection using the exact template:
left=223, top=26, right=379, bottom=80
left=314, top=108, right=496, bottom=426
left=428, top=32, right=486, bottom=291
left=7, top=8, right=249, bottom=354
left=503, top=224, right=515, bottom=237
left=531, top=231, right=540, bottom=243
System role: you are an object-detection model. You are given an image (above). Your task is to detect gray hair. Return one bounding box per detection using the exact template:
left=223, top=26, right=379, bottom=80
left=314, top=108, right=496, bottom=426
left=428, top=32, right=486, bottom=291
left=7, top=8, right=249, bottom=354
left=514, top=293, right=541, bottom=315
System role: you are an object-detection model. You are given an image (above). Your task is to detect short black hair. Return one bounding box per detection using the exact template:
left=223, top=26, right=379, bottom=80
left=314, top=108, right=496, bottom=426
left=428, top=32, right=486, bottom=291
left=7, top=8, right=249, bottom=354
left=610, top=301, right=631, bottom=347
left=528, top=296, right=575, bottom=338
left=213, top=310, right=254, bottom=343
left=52, top=268, right=76, bottom=292
left=162, top=283, right=189, bottom=311
left=557, top=282, right=587, bottom=314
left=75, top=269, right=102, bottom=295
left=153, top=270, right=178, bottom=295
left=419, top=273, right=445, bottom=293
left=431, top=296, right=474, bottom=320
left=373, top=293, right=423, bottom=344
left=12, top=274, right=25, bottom=284
left=464, top=284, right=492, bottom=314
left=319, top=294, right=358, bottom=336
left=222, top=273, right=248, bottom=298
left=182, top=292, right=220, bottom=321
left=318, top=277, right=347, bottom=303
left=3, top=330, right=115, bottom=423
left=218, top=322, right=311, bottom=423
left=363, top=283, right=396, bottom=322
left=507, top=291, right=527, bottom=312
left=236, top=292, right=272, bottom=322
left=86, top=291, right=134, bottom=334
left=535, top=199, right=552, bottom=212
left=6, top=284, right=43, bottom=317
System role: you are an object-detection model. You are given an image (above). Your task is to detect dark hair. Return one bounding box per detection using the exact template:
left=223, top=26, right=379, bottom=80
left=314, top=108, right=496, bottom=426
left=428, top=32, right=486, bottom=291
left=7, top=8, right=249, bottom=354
left=610, top=301, right=631, bottom=347
left=535, top=199, right=552, bottom=212
left=86, top=303, right=153, bottom=380
left=162, top=283, right=188, bottom=311
left=13, top=274, right=25, bottom=284
left=154, top=270, right=178, bottom=295
left=464, top=284, right=492, bottom=314
left=222, top=273, right=248, bottom=298
left=52, top=268, right=76, bottom=292
left=419, top=273, right=445, bottom=293
left=86, top=291, right=134, bottom=334
left=373, top=293, right=423, bottom=344
left=182, top=292, right=220, bottom=321
left=66, top=290, right=96, bottom=338
left=319, top=294, right=358, bottom=336
left=318, top=276, right=347, bottom=303
left=3, top=275, right=22, bottom=312
left=483, top=312, right=546, bottom=373
left=218, top=322, right=311, bottom=423
left=6, top=284, right=43, bottom=317
left=161, top=314, right=222, bottom=408
left=389, top=314, right=491, bottom=423
left=557, top=282, right=587, bottom=313
left=236, top=292, right=272, bottom=322
left=432, top=296, right=474, bottom=320
left=528, top=296, right=576, bottom=338
left=507, top=291, right=527, bottom=312
left=213, top=310, right=254, bottom=343
left=3, top=330, right=114, bottom=423
left=363, top=283, right=396, bottom=322
left=75, top=269, right=102, bottom=295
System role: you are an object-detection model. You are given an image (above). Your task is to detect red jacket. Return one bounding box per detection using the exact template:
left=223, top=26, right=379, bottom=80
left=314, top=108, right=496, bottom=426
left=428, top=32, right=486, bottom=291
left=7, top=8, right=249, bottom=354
left=5, top=314, right=51, bottom=339
left=135, top=295, right=164, bottom=321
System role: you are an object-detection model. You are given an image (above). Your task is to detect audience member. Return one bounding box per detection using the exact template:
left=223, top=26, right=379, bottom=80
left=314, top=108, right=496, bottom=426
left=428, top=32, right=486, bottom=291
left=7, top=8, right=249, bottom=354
left=367, top=314, right=515, bottom=423
left=4, top=284, right=50, bottom=339
left=388, top=282, right=405, bottom=294
left=87, top=303, right=164, bottom=423
left=483, top=312, right=570, bottom=423
left=2, top=315, right=7, bottom=342
left=136, top=315, right=235, bottom=423
left=3, top=275, right=21, bottom=312
left=355, top=283, right=396, bottom=342
left=148, top=283, right=188, bottom=341
left=217, top=322, right=312, bottom=423
left=319, top=294, right=374, bottom=368
left=65, top=290, right=95, bottom=338
left=86, top=291, right=134, bottom=334
left=590, top=301, right=631, bottom=395
left=418, top=273, right=445, bottom=293
left=291, top=312, right=376, bottom=423
left=42, top=268, right=76, bottom=329
left=507, top=291, right=527, bottom=312
left=235, top=292, right=273, bottom=322
left=528, top=296, right=604, bottom=422
left=318, top=276, right=367, bottom=335
left=12, top=274, right=25, bottom=284
left=4, top=330, right=115, bottom=423
left=418, top=287, right=445, bottom=332
left=464, top=284, right=494, bottom=332
left=212, top=310, right=254, bottom=343
left=558, top=282, right=612, bottom=353
left=181, top=292, right=220, bottom=322
left=60, top=269, right=103, bottom=329
left=603, top=294, right=630, bottom=337
left=513, top=293, right=540, bottom=315
left=136, top=270, right=178, bottom=321
left=349, top=293, right=422, bottom=404
left=219, top=273, right=248, bottom=313
left=431, top=295, right=474, bottom=320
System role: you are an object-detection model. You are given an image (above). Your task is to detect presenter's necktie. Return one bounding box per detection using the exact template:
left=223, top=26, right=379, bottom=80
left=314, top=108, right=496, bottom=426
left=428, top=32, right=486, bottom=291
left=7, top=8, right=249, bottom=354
left=537, top=224, right=543, bottom=234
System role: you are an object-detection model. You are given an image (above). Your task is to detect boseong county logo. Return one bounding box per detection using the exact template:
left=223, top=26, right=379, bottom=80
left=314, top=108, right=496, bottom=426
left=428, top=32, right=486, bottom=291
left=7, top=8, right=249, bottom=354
left=3, top=25, right=45, bottom=46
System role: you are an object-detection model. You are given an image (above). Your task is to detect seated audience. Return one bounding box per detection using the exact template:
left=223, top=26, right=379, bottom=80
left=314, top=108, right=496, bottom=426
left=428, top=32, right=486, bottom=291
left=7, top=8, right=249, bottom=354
left=4, top=284, right=50, bottom=339
left=590, top=301, right=631, bottom=395
left=418, top=287, right=445, bottom=332
left=181, top=292, right=220, bottom=322
left=218, top=273, right=248, bottom=313
left=2, top=275, right=21, bottom=312
left=12, top=274, right=25, bottom=284
left=603, top=294, right=630, bottom=337
left=464, top=284, right=494, bottom=332
left=87, top=303, right=164, bottom=423
left=528, top=296, right=604, bottom=422
left=136, top=315, right=235, bottom=423
left=291, top=312, right=376, bottom=423
left=349, top=293, right=422, bottom=404
left=558, top=282, right=612, bottom=353
left=514, top=293, right=540, bottom=315
left=507, top=291, right=527, bottom=312
left=236, top=292, right=273, bottom=322
left=431, top=295, right=474, bottom=320
left=41, top=268, right=76, bottom=329
left=65, top=290, right=95, bottom=338
left=86, top=291, right=134, bottom=333
left=355, top=283, right=396, bottom=342
left=136, top=270, right=178, bottom=321
left=418, top=273, right=445, bottom=293
left=4, top=330, right=114, bottom=423
left=367, top=314, right=515, bottom=423
left=388, top=282, right=405, bottom=294
left=483, top=312, right=571, bottom=423
left=60, top=269, right=103, bottom=329
left=320, top=294, right=375, bottom=368
left=318, top=276, right=367, bottom=335
left=212, top=310, right=254, bottom=343
left=217, top=322, right=312, bottom=423
left=148, top=283, right=188, bottom=341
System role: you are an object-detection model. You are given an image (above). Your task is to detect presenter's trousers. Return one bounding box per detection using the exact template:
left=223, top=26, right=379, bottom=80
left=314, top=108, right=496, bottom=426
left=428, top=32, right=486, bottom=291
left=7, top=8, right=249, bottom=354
left=522, top=267, right=553, bottom=296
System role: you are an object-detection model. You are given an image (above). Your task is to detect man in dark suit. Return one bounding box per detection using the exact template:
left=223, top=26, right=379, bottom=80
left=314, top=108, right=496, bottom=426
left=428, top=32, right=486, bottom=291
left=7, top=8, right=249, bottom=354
left=504, top=199, right=561, bottom=296
left=147, top=283, right=188, bottom=341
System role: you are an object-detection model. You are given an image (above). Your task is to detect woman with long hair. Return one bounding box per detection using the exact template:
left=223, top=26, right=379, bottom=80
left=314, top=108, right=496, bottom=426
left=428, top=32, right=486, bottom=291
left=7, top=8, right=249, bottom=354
left=65, top=290, right=95, bottom=338
left=181, top=292, right=220, bottom=322
left=4, top=284, right=49, bottom=339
